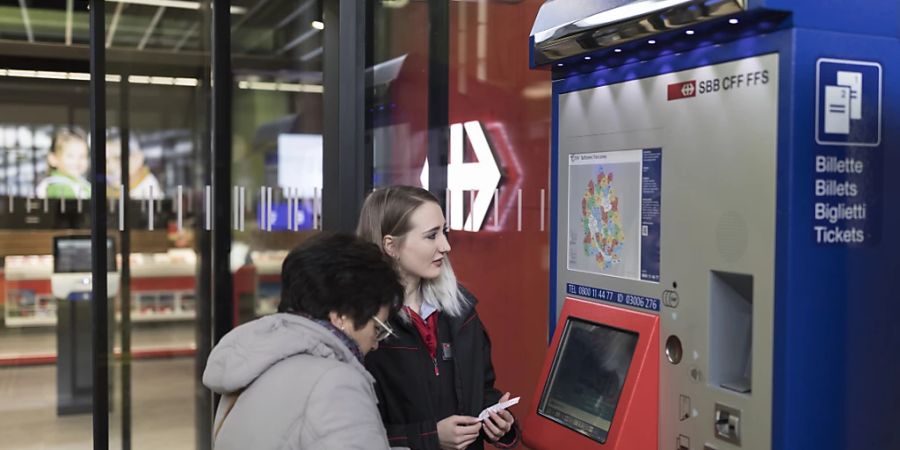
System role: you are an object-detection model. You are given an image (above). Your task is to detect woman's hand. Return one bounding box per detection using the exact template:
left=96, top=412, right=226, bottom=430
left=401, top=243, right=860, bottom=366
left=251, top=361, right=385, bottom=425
left=482, top=392, right=515, bottom=443
left=437, top=415, right=481, bottom=450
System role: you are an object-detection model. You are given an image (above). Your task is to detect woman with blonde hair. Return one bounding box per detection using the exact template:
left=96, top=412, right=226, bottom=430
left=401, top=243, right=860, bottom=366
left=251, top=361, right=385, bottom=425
left=358, top=186, right=520, bottom=450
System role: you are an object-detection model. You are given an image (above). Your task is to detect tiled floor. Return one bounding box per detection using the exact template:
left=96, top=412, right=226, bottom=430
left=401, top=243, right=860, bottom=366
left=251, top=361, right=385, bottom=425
left=0, top=358, right=196, bottom=449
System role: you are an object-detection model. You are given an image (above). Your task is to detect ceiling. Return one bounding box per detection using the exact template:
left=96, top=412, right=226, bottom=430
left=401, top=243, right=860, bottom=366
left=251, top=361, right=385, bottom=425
left=0, top=0, right=324, bottom=80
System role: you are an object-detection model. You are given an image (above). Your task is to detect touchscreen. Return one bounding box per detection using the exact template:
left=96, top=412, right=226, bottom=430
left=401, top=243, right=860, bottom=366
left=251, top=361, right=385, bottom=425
left=538, top=318, right=639, bottom=443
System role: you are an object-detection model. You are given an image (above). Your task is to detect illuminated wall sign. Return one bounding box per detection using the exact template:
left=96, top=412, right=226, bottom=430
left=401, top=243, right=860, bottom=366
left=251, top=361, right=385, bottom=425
left=420, top=121, right=501, bottom=232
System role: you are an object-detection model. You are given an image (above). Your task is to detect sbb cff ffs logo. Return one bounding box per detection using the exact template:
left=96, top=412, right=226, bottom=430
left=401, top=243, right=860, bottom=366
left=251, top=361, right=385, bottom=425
left=667, top=70, right=770, bottom=101
left=668, top=81, right=696, bottom=100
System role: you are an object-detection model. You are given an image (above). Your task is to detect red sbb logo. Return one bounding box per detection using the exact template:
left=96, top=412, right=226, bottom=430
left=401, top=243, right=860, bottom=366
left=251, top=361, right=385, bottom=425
left=668, top=80, right=696, bottom=100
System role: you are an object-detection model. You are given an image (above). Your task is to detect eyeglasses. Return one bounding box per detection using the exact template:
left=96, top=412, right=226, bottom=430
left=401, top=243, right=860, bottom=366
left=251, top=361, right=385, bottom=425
left=372, top=316, right=396, bottom=341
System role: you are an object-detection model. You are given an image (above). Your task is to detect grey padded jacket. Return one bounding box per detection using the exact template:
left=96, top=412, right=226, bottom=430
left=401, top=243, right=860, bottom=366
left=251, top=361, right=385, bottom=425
left=203, top=313, right=392, bottom=450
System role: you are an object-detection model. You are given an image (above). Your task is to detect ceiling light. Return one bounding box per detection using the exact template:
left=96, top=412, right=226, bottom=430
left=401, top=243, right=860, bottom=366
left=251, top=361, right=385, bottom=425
left=648, top=39, right=656, bottom=44
left=107, top=0, right=247, bottom=14
left=614, top=48, right=622, bottom=53
left=729, top=18, right=739, bottom=24
left=584, top=56, right=591, bottom=61
left=312, top=21, right=325, bottom=30
left=685, top=29, right=695, bottom=35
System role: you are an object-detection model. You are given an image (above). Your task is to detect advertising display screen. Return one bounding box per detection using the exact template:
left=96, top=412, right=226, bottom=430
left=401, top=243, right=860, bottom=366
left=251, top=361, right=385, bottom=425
left=538, top=318, right=639, bottom=444
left=53, top=236, right=116, bottom=273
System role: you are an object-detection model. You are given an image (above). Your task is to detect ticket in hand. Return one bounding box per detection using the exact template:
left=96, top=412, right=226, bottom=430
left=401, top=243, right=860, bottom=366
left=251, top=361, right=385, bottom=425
left=477, top=397, right=520, bottom=421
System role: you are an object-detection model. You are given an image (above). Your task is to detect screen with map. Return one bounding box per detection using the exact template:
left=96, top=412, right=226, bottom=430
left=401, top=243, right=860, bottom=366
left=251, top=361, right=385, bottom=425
left=538, top=318, right=639, bottom=444
left=567, top=148, right=661, bottom=282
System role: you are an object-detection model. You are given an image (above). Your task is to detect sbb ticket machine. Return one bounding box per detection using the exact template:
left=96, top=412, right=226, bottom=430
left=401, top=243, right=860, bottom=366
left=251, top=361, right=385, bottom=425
left=53, top=236, right=118, bottom=415
left=525, top=1, right=899, bottom=450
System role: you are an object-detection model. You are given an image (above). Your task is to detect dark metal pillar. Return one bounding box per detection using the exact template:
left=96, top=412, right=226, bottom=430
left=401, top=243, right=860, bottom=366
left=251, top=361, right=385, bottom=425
left=323, top=0, right=371, bottom=232
left=211, top=0, right=233, bottom=344
left=427, top=0, right=450, bottom=206
left=195, top=1, right=233, bottom=449
left=89, top=0, right=109, bottom=448
left=119, top=71, right=132, bottom=450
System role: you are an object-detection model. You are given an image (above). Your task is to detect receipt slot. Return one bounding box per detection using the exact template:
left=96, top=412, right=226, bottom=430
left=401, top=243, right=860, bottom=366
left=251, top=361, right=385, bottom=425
left=529, top=1, right=899, bottom=450
left=53, top=236, right=118, bottom=415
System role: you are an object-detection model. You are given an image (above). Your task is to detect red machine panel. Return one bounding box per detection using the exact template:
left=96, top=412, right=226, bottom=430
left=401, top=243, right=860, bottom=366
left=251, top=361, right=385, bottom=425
left=524, top=297, right=659, bottom=450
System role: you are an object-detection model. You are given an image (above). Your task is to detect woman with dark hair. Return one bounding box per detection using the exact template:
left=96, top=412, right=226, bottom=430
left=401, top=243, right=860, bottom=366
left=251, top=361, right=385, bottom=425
left=203, top=233, right=404, bottom=450
left=358, top=186, right=521, bottom=450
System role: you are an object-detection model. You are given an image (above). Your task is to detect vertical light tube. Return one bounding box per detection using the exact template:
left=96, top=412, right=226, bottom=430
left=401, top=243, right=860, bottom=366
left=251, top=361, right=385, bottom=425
left=517, top=189, right=522, bottom=232
left=119, top=185, right=125, bottom=231
left=540, top=188, right=546, bottom=232
left=177, top=185, right=183, bottom=232
left=266, top=187, right=273, bottom=232
left=493, top=188, right=499, bottom=227
left=148, top=186, right=154, bottom=231
left=205, top=185, right=211, bottom=231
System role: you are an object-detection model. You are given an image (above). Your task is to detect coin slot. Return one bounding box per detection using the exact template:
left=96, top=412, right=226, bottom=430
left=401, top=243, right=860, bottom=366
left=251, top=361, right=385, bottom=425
left=665, top=334, right=683, bottom=364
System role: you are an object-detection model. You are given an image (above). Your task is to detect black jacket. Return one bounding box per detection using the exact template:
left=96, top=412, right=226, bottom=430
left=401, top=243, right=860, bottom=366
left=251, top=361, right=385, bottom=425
left=365, top=288, right=520, bottom=450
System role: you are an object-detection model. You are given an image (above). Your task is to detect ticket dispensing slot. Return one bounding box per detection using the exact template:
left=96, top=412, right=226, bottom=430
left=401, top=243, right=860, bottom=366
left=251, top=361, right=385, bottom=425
left=709, top=271, right=753, bottom=394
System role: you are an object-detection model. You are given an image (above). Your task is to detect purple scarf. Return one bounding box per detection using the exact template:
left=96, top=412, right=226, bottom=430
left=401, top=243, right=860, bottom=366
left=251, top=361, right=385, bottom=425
left=292, top=312, right=364, bottom=364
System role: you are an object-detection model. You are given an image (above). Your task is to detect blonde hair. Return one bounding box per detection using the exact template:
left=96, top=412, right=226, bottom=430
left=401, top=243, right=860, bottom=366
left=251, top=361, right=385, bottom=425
left=357, top=186, right=469, bottom=317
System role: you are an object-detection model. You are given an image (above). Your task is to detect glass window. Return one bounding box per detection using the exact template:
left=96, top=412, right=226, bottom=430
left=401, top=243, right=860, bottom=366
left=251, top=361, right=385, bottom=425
left=367, top=0, right=553, bottom=422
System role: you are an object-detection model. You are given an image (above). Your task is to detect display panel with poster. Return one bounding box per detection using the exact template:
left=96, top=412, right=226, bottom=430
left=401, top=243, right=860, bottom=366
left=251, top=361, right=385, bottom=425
left=567, top=149, right=661, bottom=283
left=35, top=128, right=91, bottom=199
left=538, top=318, right=638, bottom=444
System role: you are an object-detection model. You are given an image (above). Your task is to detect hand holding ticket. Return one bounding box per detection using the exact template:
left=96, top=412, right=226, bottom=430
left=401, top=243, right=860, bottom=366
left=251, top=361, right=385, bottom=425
left=477, top=396, right=520, bottom=421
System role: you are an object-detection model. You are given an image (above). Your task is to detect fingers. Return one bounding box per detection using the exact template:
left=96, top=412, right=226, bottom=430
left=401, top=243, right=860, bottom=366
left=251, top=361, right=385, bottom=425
left=450, top=427, right=480, bottom=450
left=499, top=392, right=510, bottom=403
left=451, top=415, right=479, bottom=426
left=458, top=421, right=482, bottom=435
left=482, top=413, right=503, bottom=439
left=497, top=408, right=514, bottom=424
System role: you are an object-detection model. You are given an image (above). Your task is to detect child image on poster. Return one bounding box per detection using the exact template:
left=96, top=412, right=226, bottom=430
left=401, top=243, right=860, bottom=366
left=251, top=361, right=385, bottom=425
left=105, top=132, right=162, bottom=199
left=36, top=129, right=91, bottom=199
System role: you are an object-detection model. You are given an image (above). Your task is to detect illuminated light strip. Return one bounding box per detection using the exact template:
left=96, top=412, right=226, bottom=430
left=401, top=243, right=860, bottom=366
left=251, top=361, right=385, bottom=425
left=233, top=186, right=240, bottom=231
left=107, top=2, right=125, bottom=48
left=177, top=185, right=183, bottom=232
left=237, top=80, right=324, bottom=93
left=239, top=186, right=246, bottom=231
left=107, top=0, right=247, bottom=14
left=540, top=188, right=546, bottom=232
left=119, top=185, right=125, bottom=231
left=148, top=186, right=155, bottom=231
left=18, top=0, right=34, bottom=43
left=138, top=6, right=168, bottom=51
left=65, top=0, right=73, bottom=45
left=517, top=189, right=522, bottom=232
left=0, top=69, right=320, bottom=92
left=205, top=185, right=211, bottom=231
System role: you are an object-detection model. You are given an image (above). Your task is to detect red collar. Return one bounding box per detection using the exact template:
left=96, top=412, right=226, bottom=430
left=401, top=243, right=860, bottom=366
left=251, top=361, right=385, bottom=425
left=405, top=306, right=439, bottom=359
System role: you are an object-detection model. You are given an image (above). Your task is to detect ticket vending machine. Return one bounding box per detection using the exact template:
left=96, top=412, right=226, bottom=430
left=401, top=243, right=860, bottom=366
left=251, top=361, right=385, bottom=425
left=525, top=1, right=899, bottom=450
left=53, top=236, right=118, bottom=415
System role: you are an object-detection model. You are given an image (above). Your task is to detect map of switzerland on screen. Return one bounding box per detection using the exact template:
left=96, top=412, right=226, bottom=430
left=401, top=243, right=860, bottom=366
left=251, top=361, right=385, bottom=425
left=567, top=149, right=661, bottom=283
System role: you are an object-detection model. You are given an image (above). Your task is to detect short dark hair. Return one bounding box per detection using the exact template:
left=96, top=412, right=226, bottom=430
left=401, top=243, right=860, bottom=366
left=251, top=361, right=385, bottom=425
left=278, top=233, right=402, bottom=329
